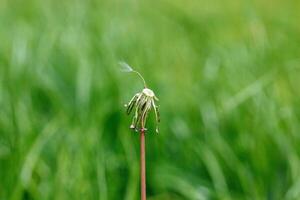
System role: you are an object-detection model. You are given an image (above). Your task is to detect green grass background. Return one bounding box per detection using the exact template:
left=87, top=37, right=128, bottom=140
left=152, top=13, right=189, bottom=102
left=1, top=0, right=300, bottom=199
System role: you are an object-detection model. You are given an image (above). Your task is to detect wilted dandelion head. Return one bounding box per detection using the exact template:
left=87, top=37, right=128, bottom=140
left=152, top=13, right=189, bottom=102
left=120, top=62, right=160, bottom=133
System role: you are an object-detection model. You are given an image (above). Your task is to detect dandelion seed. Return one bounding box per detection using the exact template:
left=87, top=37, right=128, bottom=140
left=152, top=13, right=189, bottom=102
left=119, top=61, right=134, bottom=72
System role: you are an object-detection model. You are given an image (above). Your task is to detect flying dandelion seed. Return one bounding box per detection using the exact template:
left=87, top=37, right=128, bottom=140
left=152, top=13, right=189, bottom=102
left=119, top=61, right=134, bottom=72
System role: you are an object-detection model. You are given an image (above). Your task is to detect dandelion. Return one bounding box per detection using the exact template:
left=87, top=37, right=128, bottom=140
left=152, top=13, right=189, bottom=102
left=120, top=62, right=160, bottom=133
left=120, top=61, right=160, bottom=200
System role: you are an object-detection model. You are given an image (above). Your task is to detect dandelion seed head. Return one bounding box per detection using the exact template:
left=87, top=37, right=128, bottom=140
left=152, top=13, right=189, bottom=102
left=142, top=88, right=155, bottom=97
left=122, top=62, right=160, bottom=133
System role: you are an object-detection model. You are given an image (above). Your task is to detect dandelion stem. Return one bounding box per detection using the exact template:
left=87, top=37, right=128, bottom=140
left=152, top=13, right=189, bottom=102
left=140, top=129, right=146, bottom=200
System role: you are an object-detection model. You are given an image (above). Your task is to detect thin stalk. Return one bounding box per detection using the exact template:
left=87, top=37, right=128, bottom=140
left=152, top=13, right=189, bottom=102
left=132, top=70, right=147, bottom=88
left=140, top=129, right=146, bottom=200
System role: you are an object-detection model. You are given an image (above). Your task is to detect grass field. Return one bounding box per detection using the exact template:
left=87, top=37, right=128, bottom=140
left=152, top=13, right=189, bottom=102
left=1, top=0, right=300, bottom=199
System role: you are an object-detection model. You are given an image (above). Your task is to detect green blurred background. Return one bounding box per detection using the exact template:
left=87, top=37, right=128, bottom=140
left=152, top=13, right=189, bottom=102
left=1, top=0, right=300, bottom=199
